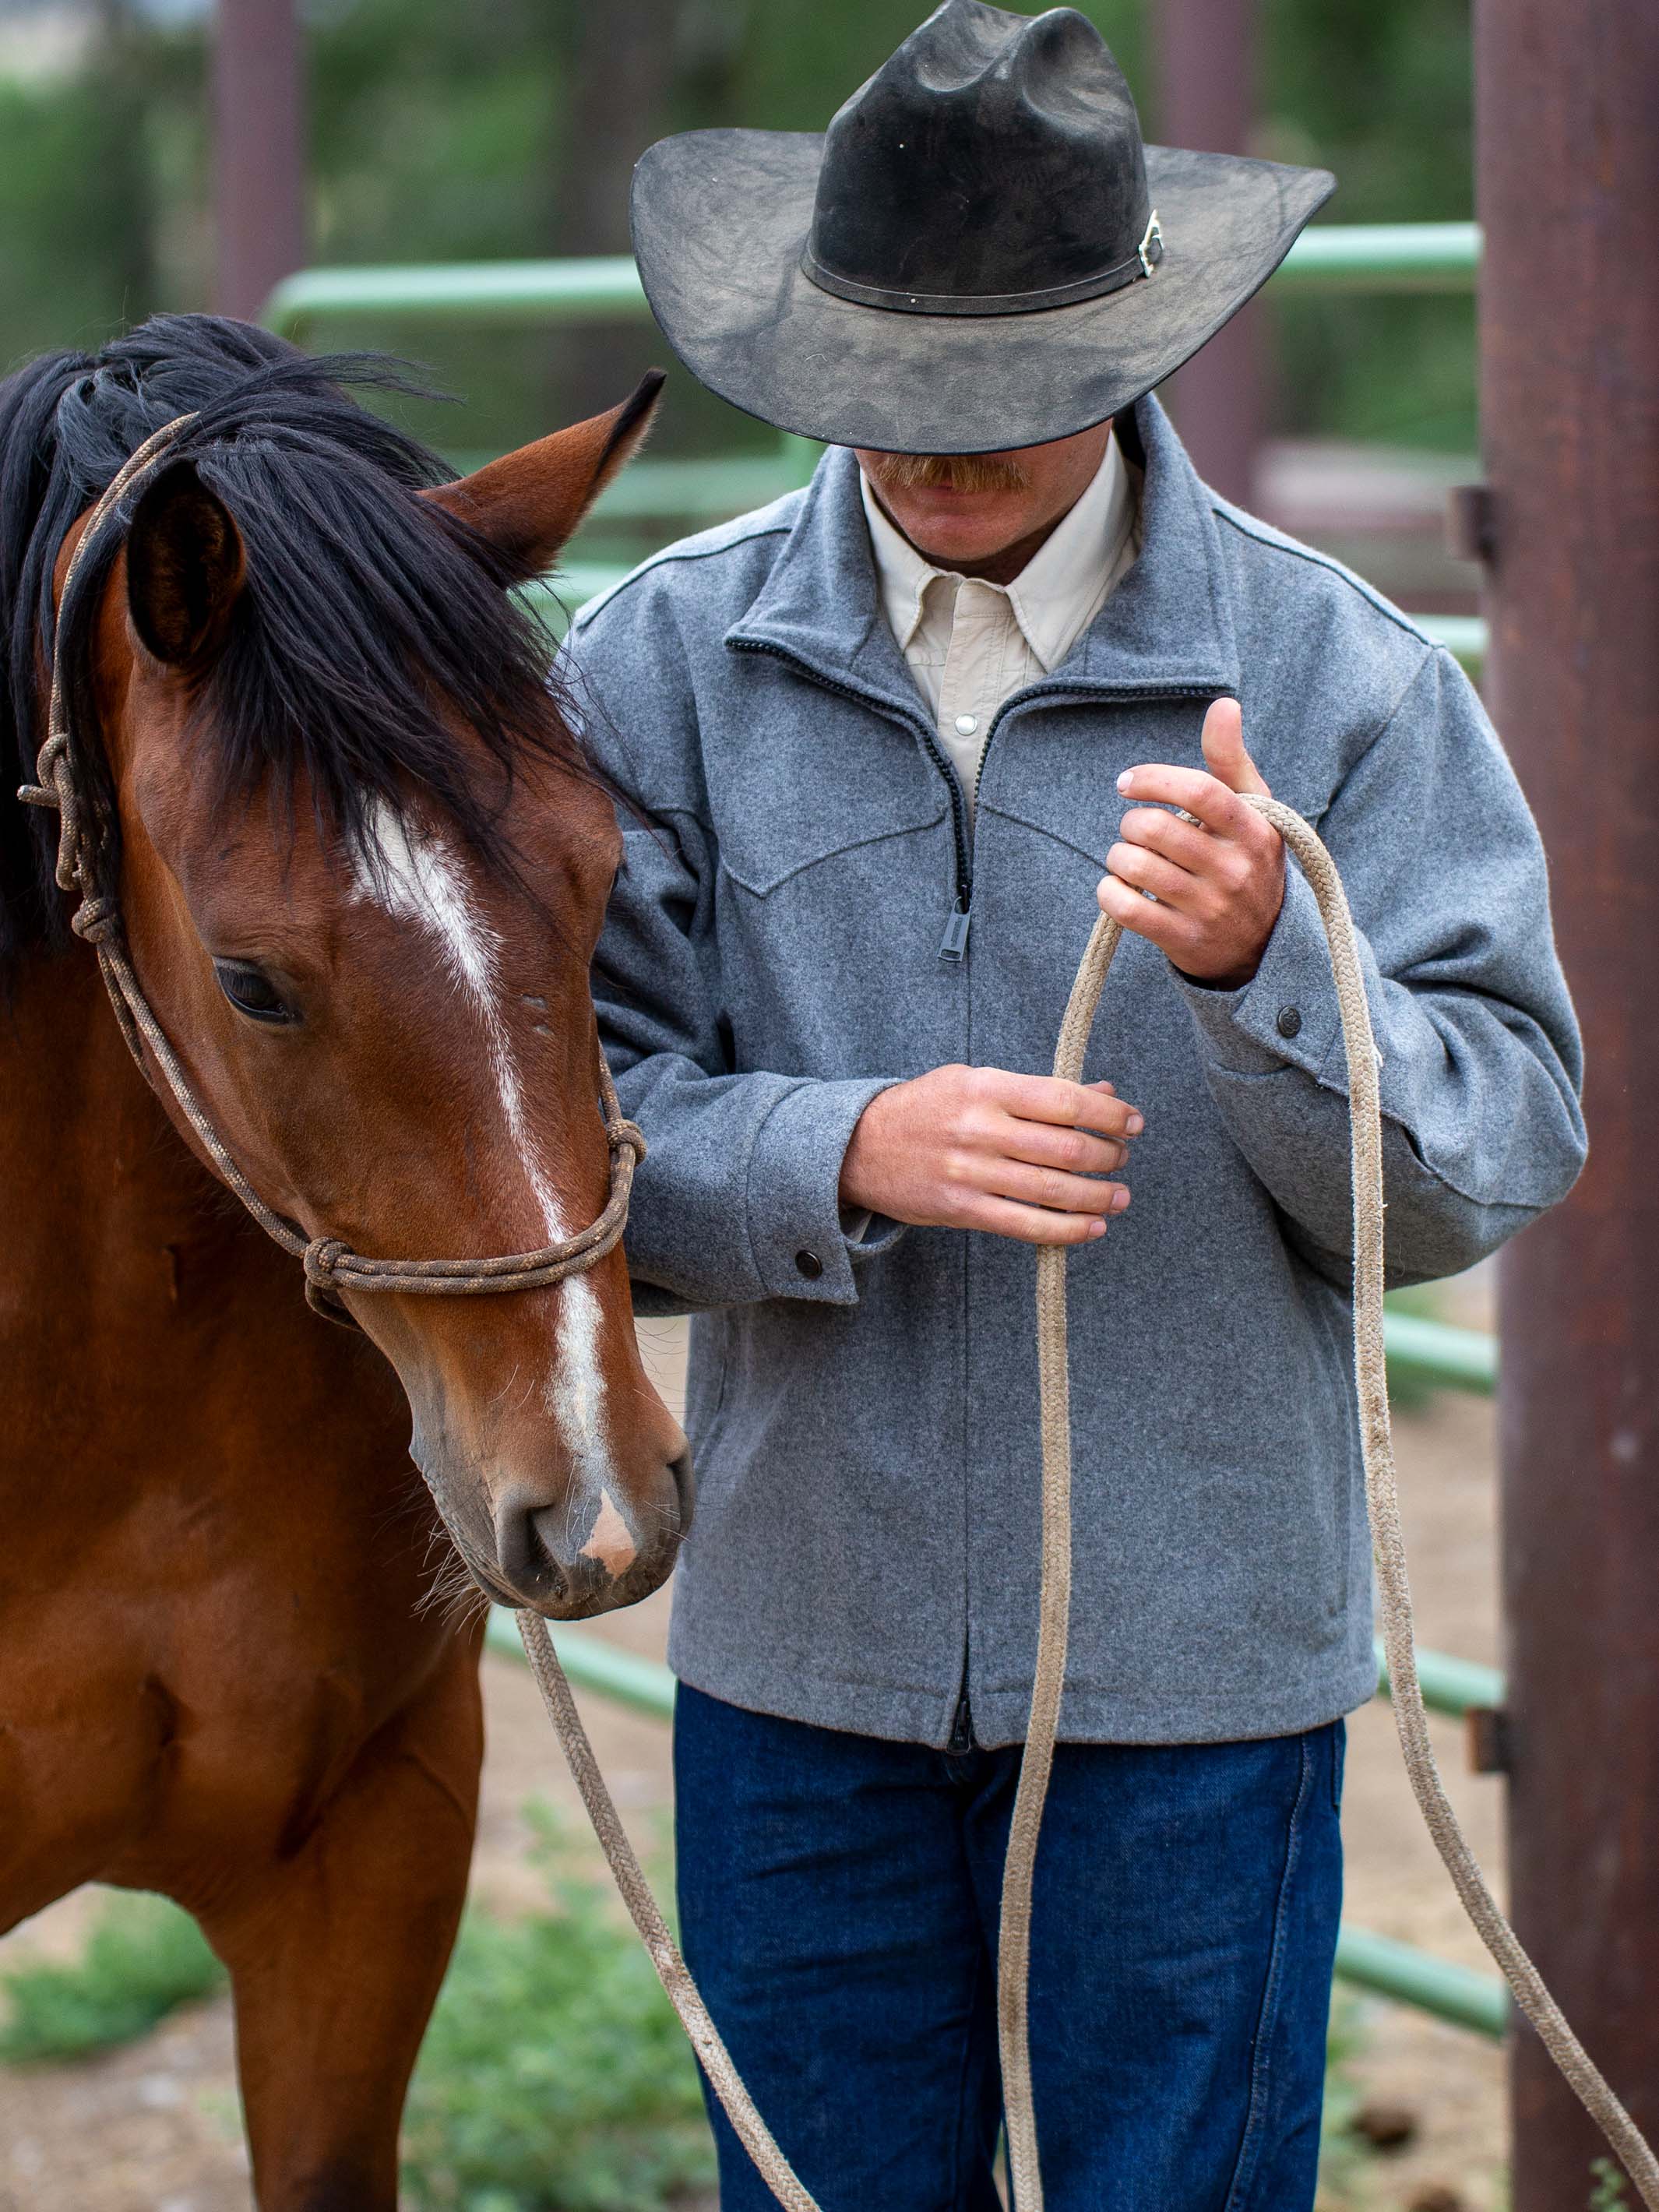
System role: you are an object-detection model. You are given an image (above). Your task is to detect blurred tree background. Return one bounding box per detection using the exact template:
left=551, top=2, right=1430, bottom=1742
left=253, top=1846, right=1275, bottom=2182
left=0, top=0, right=1478, bottom=470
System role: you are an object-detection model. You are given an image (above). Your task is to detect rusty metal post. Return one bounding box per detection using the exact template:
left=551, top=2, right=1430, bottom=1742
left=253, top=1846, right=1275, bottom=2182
left=213, top=0, right=305, bottom=322
left=1152, top=0, right=1263, bottom=505
left=1479, top=1, right=1659, bottom=2200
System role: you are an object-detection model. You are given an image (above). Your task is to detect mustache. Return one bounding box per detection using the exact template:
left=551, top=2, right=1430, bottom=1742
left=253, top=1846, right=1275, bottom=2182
left=867, top=451, right=1032, bottom=495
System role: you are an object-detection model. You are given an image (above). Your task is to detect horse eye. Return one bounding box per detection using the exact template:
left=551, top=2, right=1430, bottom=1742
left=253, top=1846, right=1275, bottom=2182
left=212, top=959, right=294, bottom=1025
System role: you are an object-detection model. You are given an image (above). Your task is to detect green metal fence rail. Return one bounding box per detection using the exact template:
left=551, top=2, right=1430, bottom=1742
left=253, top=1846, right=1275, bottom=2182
left=484, top=1611, right=1509, bottom=2040
left=1334, top=1925, right=1507, bottom=2040
left=263, top=224, right=1481, bottom=339
left=1269, top=221, right=1481, bottom=294
left=1375, top=1638, right=1506, bottom=1718
left=1382, top=1310, right=1497, bottom=1394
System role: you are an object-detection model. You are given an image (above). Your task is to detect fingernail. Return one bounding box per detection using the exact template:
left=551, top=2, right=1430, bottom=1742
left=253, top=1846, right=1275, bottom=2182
left=1111, top=1187, right=1131, bottom=1211
left=1087, top=1219, right=1107, bottom=1238
left=1116, top=770, right=1134, bottom=792
left=1126, top=1112, right=1143, bottom=1135
left=1093, top=1081, right=1116, bottom=1094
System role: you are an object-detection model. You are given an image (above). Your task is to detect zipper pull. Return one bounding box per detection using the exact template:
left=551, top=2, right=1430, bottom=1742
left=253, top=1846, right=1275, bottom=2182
left=946, top=1686, right=974, bottom=1756
left=939, top=900, right=971, bottom=963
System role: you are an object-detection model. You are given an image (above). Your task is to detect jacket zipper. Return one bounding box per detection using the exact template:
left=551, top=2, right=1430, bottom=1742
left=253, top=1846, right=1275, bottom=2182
left=946, top=1676, right=974, bottom=1756
left=958, top=678, right=1226, bottom=953
left=731, top=640, right=1224, bottom=965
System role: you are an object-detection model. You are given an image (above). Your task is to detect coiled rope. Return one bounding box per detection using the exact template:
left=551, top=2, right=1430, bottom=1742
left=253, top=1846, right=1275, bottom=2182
left=518, top=798, right=1659, bottom=2211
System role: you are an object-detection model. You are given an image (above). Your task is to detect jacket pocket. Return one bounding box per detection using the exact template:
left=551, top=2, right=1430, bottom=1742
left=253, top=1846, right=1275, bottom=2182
left=703, top=680, right=948, bottom=897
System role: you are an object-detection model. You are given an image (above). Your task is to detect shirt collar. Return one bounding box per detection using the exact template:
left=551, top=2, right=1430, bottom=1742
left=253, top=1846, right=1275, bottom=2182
left=858, top=430, right=1137, bottom=673
left=859, top=469, right=939, bottom=654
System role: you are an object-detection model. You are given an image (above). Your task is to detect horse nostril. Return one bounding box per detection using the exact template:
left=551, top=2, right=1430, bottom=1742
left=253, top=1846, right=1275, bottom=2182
left=493, top=1488, right=567, bottom=1601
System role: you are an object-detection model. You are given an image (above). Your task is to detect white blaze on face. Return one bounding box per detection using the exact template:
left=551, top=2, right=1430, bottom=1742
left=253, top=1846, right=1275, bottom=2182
left=354, top=803, right=621, bottom=1515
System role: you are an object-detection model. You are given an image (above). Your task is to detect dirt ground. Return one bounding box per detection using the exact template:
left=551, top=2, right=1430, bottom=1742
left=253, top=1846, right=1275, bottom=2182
left=1, top=1299, right=1513, bottom=2212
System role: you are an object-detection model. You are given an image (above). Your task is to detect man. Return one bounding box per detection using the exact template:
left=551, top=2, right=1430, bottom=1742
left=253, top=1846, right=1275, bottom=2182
left=568, top=6, right=1586, bottom=2207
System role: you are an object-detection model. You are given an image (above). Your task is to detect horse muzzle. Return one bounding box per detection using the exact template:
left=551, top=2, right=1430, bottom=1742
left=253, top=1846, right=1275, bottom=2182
left=488, top=1446, right=694, bottom=1619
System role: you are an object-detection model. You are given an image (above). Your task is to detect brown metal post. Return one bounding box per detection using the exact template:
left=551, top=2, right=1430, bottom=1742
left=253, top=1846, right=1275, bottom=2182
left=213, top=0, right=305, bottom=322
left=1152, top=0, right=1263, bottom=505
left=1479, top=1, right=1659, bottom=2200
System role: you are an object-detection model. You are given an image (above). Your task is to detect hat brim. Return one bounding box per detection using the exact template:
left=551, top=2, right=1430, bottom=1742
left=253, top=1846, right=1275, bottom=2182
left=630, top=131, right=1334, bottom=453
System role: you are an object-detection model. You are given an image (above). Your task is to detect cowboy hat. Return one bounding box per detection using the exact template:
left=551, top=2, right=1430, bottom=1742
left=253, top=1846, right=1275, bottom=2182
left=629, top=0, right=1334, bottom=454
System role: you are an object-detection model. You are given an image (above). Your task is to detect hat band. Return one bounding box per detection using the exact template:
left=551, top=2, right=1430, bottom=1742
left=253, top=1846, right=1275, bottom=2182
left=801, top=210, right=1164, bottom=319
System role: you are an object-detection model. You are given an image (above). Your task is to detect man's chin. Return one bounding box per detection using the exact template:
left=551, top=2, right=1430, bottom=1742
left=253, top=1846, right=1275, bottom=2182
left=903, top=519, right=1029, bottom=568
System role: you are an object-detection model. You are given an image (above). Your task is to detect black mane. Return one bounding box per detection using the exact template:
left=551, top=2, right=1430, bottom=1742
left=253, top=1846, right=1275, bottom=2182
left=0, top=313, right=588, bottom=966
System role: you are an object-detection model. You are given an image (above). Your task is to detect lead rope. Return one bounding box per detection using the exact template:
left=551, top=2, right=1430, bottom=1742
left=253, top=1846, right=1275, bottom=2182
left=515, top=1609, right=822, bottom=2212
left=519, top=797, right=1659, bottom=2212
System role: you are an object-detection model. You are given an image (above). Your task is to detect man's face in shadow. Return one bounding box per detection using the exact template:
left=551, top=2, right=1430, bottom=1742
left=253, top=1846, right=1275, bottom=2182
left=854, top=420, right=1114, bottom=583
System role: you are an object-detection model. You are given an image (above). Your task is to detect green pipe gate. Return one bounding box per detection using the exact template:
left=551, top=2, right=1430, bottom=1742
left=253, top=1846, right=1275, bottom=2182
left=266, top=223, right=1512, bottom=2045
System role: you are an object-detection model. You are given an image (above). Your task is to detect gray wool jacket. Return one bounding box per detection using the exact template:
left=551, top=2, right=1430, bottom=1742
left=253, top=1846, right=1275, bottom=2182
left=567, top=396, right=1585, bottom=1751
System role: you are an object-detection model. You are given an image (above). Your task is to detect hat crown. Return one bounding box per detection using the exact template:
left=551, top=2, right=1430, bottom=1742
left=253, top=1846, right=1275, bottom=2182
left=805, top=1, right=1154, bottom=315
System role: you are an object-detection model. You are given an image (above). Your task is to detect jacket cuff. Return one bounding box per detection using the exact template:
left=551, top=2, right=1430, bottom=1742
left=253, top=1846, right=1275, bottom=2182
left=849, top=1211, right=907, bottom=1259
left=745, top=1077, right=900, bottom=1301
left=1172, top=864, right=1340, bottom=1079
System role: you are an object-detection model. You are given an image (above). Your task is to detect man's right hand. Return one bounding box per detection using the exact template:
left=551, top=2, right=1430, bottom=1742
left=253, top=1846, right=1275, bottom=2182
left=839, top=1065, right=1141, bottom=1246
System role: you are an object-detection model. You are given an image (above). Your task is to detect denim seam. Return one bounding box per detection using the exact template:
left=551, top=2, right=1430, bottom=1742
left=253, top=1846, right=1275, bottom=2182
left=1220, top=1731, right=1316, bottom=2212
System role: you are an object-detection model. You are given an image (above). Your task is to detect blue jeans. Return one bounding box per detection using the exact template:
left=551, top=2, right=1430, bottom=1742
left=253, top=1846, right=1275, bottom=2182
left=674, top=1684, right=1344, bottom=2212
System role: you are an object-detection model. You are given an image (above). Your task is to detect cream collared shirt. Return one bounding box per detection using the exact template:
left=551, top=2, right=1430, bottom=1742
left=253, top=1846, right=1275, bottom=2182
left=860, top=434, right=1140, bottom=822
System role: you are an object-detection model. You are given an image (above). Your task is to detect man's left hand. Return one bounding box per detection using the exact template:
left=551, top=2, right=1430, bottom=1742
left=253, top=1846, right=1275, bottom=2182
left=1097, top=697, right=1284, bottom=990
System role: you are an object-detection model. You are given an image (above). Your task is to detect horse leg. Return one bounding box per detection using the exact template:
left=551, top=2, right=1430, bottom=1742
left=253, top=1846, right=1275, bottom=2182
left=197, top=1636, right=483, bottom=2212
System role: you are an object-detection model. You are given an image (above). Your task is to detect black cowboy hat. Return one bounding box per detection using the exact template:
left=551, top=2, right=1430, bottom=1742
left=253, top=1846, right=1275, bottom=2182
left=630, top=0, right=1334, bottom=455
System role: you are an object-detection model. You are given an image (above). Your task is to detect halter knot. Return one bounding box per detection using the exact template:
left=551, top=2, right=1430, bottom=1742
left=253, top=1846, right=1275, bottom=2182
left=70, top=894, right=118, bottom=943
left=18, top=734, right=84, bottom=893
left=303, top=1238, right=350, bottom=1290
left=609, top=1118, right=647, bottom=1164
left=16, top=748, right=62, bottom=814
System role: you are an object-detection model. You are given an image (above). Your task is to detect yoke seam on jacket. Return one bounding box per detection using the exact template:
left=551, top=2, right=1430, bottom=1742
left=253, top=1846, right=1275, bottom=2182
left=569, top=517, right=797, bottom=631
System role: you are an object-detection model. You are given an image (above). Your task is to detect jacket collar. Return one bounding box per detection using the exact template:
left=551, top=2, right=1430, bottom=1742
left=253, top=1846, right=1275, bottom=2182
left=726, top=394, right=1241, bottom=709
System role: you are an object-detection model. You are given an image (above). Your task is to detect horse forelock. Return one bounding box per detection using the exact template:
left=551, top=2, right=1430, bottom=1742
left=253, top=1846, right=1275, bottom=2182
left=0, top=312, right=597, bottom=973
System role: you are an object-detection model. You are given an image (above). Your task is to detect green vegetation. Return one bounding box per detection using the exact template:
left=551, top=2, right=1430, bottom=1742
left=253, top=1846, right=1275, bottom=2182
left=1315, top=1992, right=1372, bottom=2203
left=1590, top=2158, right=1632, bottom=2210
left=0, top=1889, right=224, bottom=2064
left=400, top=1806, right=714, bottom=2212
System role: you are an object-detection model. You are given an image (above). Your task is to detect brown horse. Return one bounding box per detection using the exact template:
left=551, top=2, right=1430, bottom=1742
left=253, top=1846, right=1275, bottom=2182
left=0, top=317, right=689, bottom=2208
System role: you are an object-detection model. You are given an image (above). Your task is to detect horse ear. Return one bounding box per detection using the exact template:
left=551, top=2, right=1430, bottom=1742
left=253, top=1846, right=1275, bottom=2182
left=423, top=369, right=666, bottom=581
left=125, top=460, right=247, bottom=667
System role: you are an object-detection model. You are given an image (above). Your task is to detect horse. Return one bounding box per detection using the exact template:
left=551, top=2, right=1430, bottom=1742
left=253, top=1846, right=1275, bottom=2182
left=0, top=315, right=690, bottom=2210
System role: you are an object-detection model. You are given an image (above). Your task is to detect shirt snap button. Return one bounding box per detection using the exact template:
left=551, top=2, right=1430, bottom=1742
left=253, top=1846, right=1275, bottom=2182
left=1277, top=1005, right=1303, bottom=1038
left=795, top=1249, right=824, bottom=1280
left=953, top=713, right=979, bottom=737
